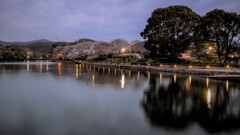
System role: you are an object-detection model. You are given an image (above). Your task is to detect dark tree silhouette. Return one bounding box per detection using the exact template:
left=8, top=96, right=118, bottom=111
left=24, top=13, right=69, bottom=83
left=200, top=9, right=240, bottom=63
left=141, top=5, right=200, bottom=60
left=142, top=75, right=240, bottom=133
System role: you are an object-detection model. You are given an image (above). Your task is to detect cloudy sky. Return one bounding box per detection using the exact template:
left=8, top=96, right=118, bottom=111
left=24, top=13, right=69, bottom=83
left=0, top=0, right=239, bottom=42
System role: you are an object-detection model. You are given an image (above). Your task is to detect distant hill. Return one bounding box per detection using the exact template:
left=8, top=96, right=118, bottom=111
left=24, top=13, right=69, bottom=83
left=0, top=39, right=54, bottom=46
left=0, top=40, right=10, bottom=46
left=24, top=42, right=53, bottom=52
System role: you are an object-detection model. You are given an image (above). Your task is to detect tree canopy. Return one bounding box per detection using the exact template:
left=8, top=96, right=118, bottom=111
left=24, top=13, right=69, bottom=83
left=200, top=9, right=240, bottom=63
left=0, top=46, right=26, bottom=61
left=141, top=5, right=200, bottom=60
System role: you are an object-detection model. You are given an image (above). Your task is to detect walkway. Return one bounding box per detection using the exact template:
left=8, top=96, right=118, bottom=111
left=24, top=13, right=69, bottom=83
left=81, top=62, right=240, bottom=76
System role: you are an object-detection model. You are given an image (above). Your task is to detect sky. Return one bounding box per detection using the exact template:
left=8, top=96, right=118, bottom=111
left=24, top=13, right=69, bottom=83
left=0, top=0, right=240, bottom=42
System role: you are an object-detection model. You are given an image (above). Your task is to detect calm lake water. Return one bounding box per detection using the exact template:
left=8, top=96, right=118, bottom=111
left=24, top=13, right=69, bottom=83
left=0, top=61, right=240, bottom=135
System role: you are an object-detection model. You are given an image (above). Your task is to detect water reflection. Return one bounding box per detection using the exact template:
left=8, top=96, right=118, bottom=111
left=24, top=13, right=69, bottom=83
left=128, top=70, right=131, bottom=78
left=142, top=74, right=240, bottom=132
left=138, top=71, right=140, bottom=79
left=27, top=61, right=29, bottom=72
left=206, top=78, right=209, bottom=88
left=57, top=62, right=61, bottom=75
left=189, top=75, right=191, bottom=86
left=226, top=80, right=229, bottom=91
left=46, top=62, right=49, bottom=72
left=75, top=64, right=79, bottom=79
left=206, top=88, right=212, bottom=109
left=147, top=71, right=150, bottom=81
left=103, top=67, right=105, bottom=74
left=159, top=73, right=162, bottom=82
left=79, top=64, right=82, bottom=75
left=120, top=74, right=125, bottom=88
left=185, top=75, right=192, bottom=91
left=1, top=62, right=240, bottom=134
left=92, top=74, right=95, bottom=85
left=40, top=61, right=42, bottom=74
left=173, top=74, right=176, bottom=83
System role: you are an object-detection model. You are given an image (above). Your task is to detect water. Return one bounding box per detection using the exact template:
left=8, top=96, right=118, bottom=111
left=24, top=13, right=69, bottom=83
left=0, top=61, right=240, bottom=135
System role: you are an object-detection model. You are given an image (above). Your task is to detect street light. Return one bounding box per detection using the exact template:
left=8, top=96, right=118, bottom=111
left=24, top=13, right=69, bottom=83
left=121, top=48, right=126, bottom=53
left=208, top=47, right=213, bottom=54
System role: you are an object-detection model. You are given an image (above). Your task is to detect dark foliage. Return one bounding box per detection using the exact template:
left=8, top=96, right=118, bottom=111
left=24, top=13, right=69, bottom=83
left=141, top=5, right=200, bottom=60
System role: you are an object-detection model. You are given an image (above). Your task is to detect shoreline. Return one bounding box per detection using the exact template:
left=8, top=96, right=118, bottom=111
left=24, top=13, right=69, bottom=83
left=80, top=62, right=240, bottom=81
left=82, top=62, right=240, bottom=75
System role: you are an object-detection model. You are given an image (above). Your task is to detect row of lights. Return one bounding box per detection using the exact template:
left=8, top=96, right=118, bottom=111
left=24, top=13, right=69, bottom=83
left=85, top=62, right=231, bottom=70
left=143, top=63, right=231, bottom=69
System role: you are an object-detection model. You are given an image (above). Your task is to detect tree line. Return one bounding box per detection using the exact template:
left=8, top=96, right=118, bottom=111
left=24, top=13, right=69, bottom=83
left=141, top=5, right=240, bottom=64
left=0, top=46, right=27, bottom=61
left=0, top=44, right=53, bottom=61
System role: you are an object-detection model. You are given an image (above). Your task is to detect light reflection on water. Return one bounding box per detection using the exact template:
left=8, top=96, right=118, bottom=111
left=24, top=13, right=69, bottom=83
left=0, top=62, right=240, bottom=135
left=120, top=74, right=125, bottom=89
left=142, top=72, right=240, bottom=133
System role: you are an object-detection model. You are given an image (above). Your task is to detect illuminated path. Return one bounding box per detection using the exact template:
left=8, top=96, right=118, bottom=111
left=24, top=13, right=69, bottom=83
left=81, top=62, right=240, bottom=76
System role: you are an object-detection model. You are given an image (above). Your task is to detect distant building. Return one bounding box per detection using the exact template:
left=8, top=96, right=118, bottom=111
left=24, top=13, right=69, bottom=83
left=22, top=48, right=33, bottom=59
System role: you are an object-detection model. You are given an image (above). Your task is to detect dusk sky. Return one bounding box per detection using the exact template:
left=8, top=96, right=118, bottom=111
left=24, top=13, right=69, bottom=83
left=0, top=0, right=240, bottom=42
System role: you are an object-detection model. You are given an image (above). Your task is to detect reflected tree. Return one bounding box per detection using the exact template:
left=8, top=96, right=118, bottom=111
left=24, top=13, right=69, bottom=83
left=142, top=75, right=193, bottom=129
left=142, top=75, right=240, bottom=132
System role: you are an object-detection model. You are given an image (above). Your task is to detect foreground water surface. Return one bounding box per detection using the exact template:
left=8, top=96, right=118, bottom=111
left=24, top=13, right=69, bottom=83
left=0, top=61, right=240, bottom=135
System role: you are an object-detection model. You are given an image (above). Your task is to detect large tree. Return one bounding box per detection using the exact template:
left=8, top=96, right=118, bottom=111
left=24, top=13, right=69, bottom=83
left=200, top=9, right=240, bottom=63
left=141, top=5, right=200, bottom=60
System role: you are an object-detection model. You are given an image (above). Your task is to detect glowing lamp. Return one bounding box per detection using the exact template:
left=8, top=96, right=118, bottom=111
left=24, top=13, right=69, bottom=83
left=121, top=48, right=126, bottom=53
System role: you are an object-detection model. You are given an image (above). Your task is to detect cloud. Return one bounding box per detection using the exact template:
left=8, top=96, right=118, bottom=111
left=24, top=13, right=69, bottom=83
left=0, top=0, right=239, bottom=42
